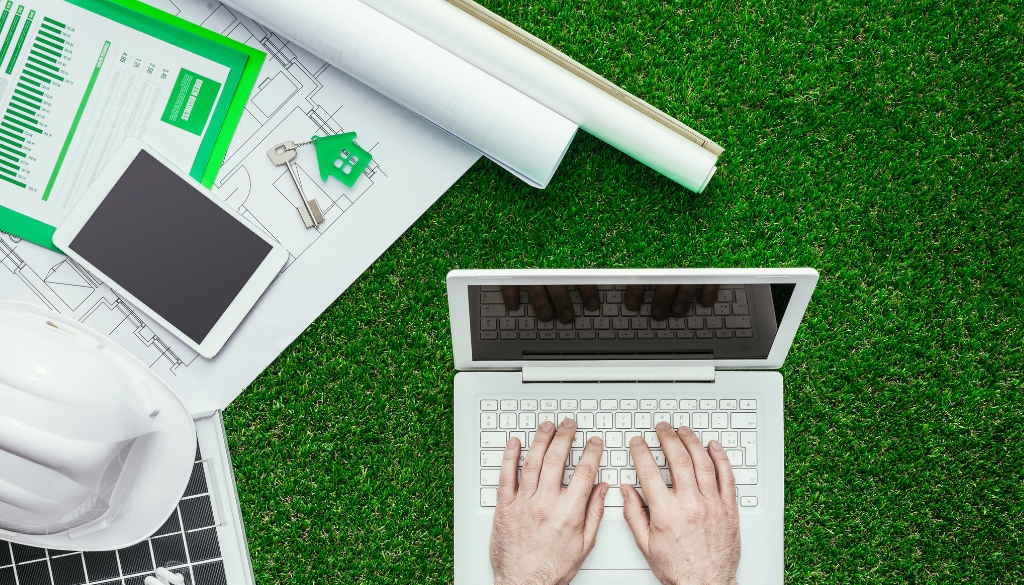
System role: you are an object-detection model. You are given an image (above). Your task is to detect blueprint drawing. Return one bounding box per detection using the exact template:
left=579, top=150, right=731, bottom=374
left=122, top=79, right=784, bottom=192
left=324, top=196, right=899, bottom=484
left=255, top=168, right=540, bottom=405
left=0, top=0, right=480, bottom=414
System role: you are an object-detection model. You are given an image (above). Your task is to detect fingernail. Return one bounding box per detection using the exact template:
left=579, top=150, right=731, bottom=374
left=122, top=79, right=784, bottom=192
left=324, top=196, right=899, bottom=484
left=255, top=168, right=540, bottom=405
left=630, top=435, right=644, bottom=446
left=588, top=435, right=603, bottom=445
left=540, top=421, right=554, bottom=432
left=561, top=417, right=575, bottom=428
left=678, top=426, right=693, bottom=436
left=709, top=440, right=721, bottom=449
left=602, top=483, right=610, bottom=496
left=506, top=437, right=518, bottom=448
left=656, top=421, right=670, bottom=430
left=652, top=307, right=666, bottom=320
left=560, top=309, right=574, bottom=323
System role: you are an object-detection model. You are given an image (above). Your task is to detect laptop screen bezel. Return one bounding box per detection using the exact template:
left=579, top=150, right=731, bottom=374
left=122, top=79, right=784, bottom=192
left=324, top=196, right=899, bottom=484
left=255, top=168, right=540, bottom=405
left=447, top=268, right=819, bottom=371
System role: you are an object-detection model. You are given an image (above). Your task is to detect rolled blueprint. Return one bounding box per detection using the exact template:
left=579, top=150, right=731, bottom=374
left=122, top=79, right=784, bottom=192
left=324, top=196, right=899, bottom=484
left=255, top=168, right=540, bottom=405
left=360, top=0, right=722, bottom=192
left=220, top=0, right=577, bottom=188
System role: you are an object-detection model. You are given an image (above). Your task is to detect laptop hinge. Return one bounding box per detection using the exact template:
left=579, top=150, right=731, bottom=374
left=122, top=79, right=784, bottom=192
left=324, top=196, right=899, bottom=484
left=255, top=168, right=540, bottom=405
left=522, top=366, right=716, bottom=383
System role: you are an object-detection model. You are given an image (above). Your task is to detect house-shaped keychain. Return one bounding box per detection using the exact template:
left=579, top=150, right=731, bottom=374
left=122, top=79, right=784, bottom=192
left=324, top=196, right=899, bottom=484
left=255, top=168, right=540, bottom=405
left=312, top=132, right=372, bottom=188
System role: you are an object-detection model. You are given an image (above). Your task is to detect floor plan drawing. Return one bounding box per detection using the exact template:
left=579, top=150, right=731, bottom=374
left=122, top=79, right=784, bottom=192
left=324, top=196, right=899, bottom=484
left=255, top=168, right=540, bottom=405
left=0, top=232, right=199, bottom=375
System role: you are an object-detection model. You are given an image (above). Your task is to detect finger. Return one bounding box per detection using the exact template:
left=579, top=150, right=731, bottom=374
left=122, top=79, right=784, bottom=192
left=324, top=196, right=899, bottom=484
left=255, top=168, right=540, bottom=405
left=629, top=433, right=669, bottom=505
left=496, top=437, right=521, bottom=507
left=654, top=422, right=698, bottom=495
left=671, top=284, right=699, bottom=318
left=500, top=286, right=520, bottom=311
left=582, top=483, right=609, bottom=551
left=578, top=285, right=600, bottom=312
left=567, top=434, right=604, bottom=504
left=700, top=284, right=720, bottom=307
left=519, top=421, right=555, bottom=495
left=677, top=426, right=720, bottom=498
left=538, top=418, right=577, bottom=492
left=707, top=440, right=738, bottom=513
left=624, top=285, right=646, bottom=311
left=651, top=285, right=678, bottom=321
left=621, top=485, right=651, bottom=553
left=545, top=285, right=575, bottom=324
left=527, top=285, right=555, bottom=322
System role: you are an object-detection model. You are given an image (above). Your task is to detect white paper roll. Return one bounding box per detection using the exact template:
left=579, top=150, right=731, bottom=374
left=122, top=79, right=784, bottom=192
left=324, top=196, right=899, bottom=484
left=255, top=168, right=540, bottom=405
left=360, top=0, right=722, bottom=192
left=221, top=0, right=578, bottom=187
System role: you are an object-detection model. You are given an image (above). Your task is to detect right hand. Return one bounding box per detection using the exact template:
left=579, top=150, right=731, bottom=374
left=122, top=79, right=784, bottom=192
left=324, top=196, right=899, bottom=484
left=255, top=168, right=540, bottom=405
left=622, top=423, right=741, bottom=585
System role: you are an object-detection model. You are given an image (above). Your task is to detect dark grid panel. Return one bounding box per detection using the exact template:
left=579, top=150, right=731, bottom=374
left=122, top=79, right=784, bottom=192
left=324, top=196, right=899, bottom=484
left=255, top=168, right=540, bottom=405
left=179, top=498, right=214, bottom=532
left=83, top=552, right=119, bottom=583
left=191, top=562, right=225, bottom=585
left=15, top=560, right=51, bottom=585
left=116, top=542, right=152, bottom=577
left=12, top=544, right=47, bottom=564
left=0, top=438, right=228, bottom=585
left=50, top=555, right=85, bottom=585
left=151, top=535, right=187, bottom=569
left=183, top=530, right=219, bottom=564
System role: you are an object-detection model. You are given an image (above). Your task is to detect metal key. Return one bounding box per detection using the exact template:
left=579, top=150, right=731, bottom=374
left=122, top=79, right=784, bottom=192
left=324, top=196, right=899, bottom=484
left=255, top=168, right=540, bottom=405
left=267, top=141, right=324, bottom=228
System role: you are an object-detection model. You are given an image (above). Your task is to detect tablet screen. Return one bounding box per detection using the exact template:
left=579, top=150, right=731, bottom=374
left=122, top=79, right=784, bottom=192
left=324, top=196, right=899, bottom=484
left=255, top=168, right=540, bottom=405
left=69, top=150, right=273, bottom=343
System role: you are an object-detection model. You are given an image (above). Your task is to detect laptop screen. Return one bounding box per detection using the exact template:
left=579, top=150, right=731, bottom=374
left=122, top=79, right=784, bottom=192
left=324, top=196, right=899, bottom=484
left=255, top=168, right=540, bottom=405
left=468, top=283, right=796, bottom=361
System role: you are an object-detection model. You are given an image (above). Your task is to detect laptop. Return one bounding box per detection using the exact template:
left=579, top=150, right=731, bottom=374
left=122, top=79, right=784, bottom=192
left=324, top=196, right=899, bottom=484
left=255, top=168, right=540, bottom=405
left=449, top=268, right=818, bottom=584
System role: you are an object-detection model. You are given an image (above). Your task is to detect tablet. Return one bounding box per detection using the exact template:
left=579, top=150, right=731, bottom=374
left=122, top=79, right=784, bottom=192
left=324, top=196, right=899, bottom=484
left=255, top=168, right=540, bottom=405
left=53, top=138, right=288, bottom=358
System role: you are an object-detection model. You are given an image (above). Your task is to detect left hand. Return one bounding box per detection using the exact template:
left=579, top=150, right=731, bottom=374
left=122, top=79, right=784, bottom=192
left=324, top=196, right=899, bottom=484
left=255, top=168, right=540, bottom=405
left=490, top=418, right=608, bottom=585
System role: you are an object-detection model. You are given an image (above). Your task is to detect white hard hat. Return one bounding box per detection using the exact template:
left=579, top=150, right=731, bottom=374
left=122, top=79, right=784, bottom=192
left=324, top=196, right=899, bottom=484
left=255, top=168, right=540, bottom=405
left=0, top=301, right=195, bottom=550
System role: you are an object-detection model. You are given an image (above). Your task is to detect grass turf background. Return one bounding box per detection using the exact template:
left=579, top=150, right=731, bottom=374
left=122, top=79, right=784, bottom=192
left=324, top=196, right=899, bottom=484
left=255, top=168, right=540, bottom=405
left=222, top=0, right=1023, bottom=582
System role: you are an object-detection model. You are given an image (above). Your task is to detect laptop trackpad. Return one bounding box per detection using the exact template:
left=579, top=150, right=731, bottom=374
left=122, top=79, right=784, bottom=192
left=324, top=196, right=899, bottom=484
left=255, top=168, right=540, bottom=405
left=580, top=517, right=650, bottom=570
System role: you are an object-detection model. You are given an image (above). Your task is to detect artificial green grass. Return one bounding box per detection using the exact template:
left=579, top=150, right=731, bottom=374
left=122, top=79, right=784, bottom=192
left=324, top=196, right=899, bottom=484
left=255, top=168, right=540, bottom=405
left=223, top=0, right=1023, bottom=582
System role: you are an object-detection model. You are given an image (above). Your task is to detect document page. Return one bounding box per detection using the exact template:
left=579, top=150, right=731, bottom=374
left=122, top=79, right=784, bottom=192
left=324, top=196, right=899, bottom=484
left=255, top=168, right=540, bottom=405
left=0, top=0, right=247, bottom=247
left=0, top=0, right=480, bottom=414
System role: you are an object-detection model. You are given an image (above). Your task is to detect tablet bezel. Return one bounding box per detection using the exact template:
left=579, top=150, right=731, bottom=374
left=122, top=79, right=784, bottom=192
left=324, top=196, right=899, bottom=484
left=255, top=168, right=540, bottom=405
left=53, top=137, right=288, bottom=359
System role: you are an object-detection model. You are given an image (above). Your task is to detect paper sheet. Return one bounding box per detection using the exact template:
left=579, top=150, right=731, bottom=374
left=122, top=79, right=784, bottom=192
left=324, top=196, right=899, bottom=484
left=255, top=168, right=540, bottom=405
left=0, top=0, right=480, bottom=414
left=361, top=0, right=722, bottom=192
left=0, top=0, right=248, bottom=249
left=218, top=0, right=576, bottom=188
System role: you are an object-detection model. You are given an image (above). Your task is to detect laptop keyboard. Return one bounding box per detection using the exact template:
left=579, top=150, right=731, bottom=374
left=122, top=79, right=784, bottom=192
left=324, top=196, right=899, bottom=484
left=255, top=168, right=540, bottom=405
left=478, top=285, right=753, bottom=340
left=477, top=395, right=762, bottom=509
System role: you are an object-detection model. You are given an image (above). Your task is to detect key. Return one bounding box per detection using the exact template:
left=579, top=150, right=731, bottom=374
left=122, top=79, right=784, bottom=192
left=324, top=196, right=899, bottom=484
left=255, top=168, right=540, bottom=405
left=726, top=449, right=743, bottom=466
left=480, top=432, right=506, bottom=447
left=480, top=413, right=497, bottom=429
left=605, top=431, right=623, bottom=448
left=267, top=141, right=324, bottom=228
left=480, top=469, right=501, bottom=485
left=481, top=488, right=498, bottom=507
left=481, top=451, right=504, bottom=467
left=731, top=413, right=758, bottom=428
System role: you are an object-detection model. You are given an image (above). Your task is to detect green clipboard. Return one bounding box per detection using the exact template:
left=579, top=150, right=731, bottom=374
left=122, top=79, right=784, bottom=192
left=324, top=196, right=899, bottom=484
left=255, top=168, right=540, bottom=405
left=0, top=0, right=265, bottom=251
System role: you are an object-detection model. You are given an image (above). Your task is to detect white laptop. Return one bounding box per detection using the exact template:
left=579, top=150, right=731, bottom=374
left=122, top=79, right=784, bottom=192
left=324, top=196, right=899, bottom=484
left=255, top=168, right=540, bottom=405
left=449, top=268, right=818, bottom=584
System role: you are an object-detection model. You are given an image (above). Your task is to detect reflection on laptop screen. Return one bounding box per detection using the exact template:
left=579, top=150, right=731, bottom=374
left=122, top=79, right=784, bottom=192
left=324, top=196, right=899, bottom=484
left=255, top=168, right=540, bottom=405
left=469, top=283, right=796, bottom=361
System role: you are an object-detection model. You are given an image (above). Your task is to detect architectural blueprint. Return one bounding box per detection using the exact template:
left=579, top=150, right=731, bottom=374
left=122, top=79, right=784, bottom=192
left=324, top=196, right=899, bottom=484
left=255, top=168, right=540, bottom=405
left=0, top=0, right=479, bottom=414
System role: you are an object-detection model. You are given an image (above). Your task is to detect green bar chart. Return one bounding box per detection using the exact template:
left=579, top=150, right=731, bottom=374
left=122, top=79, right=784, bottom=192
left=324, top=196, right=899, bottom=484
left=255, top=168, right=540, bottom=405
left=0, top=10, right=68, bottom=189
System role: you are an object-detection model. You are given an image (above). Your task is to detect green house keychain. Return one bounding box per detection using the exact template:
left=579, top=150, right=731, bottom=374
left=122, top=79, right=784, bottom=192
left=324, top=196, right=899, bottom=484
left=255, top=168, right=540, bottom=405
left=311, top=132, right=372, bottom=188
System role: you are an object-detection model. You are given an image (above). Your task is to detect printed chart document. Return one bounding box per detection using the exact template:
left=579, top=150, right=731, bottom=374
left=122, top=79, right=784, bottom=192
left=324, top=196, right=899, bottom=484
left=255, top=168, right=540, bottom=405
left=0, top=0, right=480, bottom=414
left=0, top=0, right=253, bottom=250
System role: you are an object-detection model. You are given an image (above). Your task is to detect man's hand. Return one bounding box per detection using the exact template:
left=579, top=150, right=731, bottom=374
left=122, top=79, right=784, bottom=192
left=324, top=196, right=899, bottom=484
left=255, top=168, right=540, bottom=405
left=491, top=419, right=608, bottom=585
left=622, top=423, right=740, bottom=585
